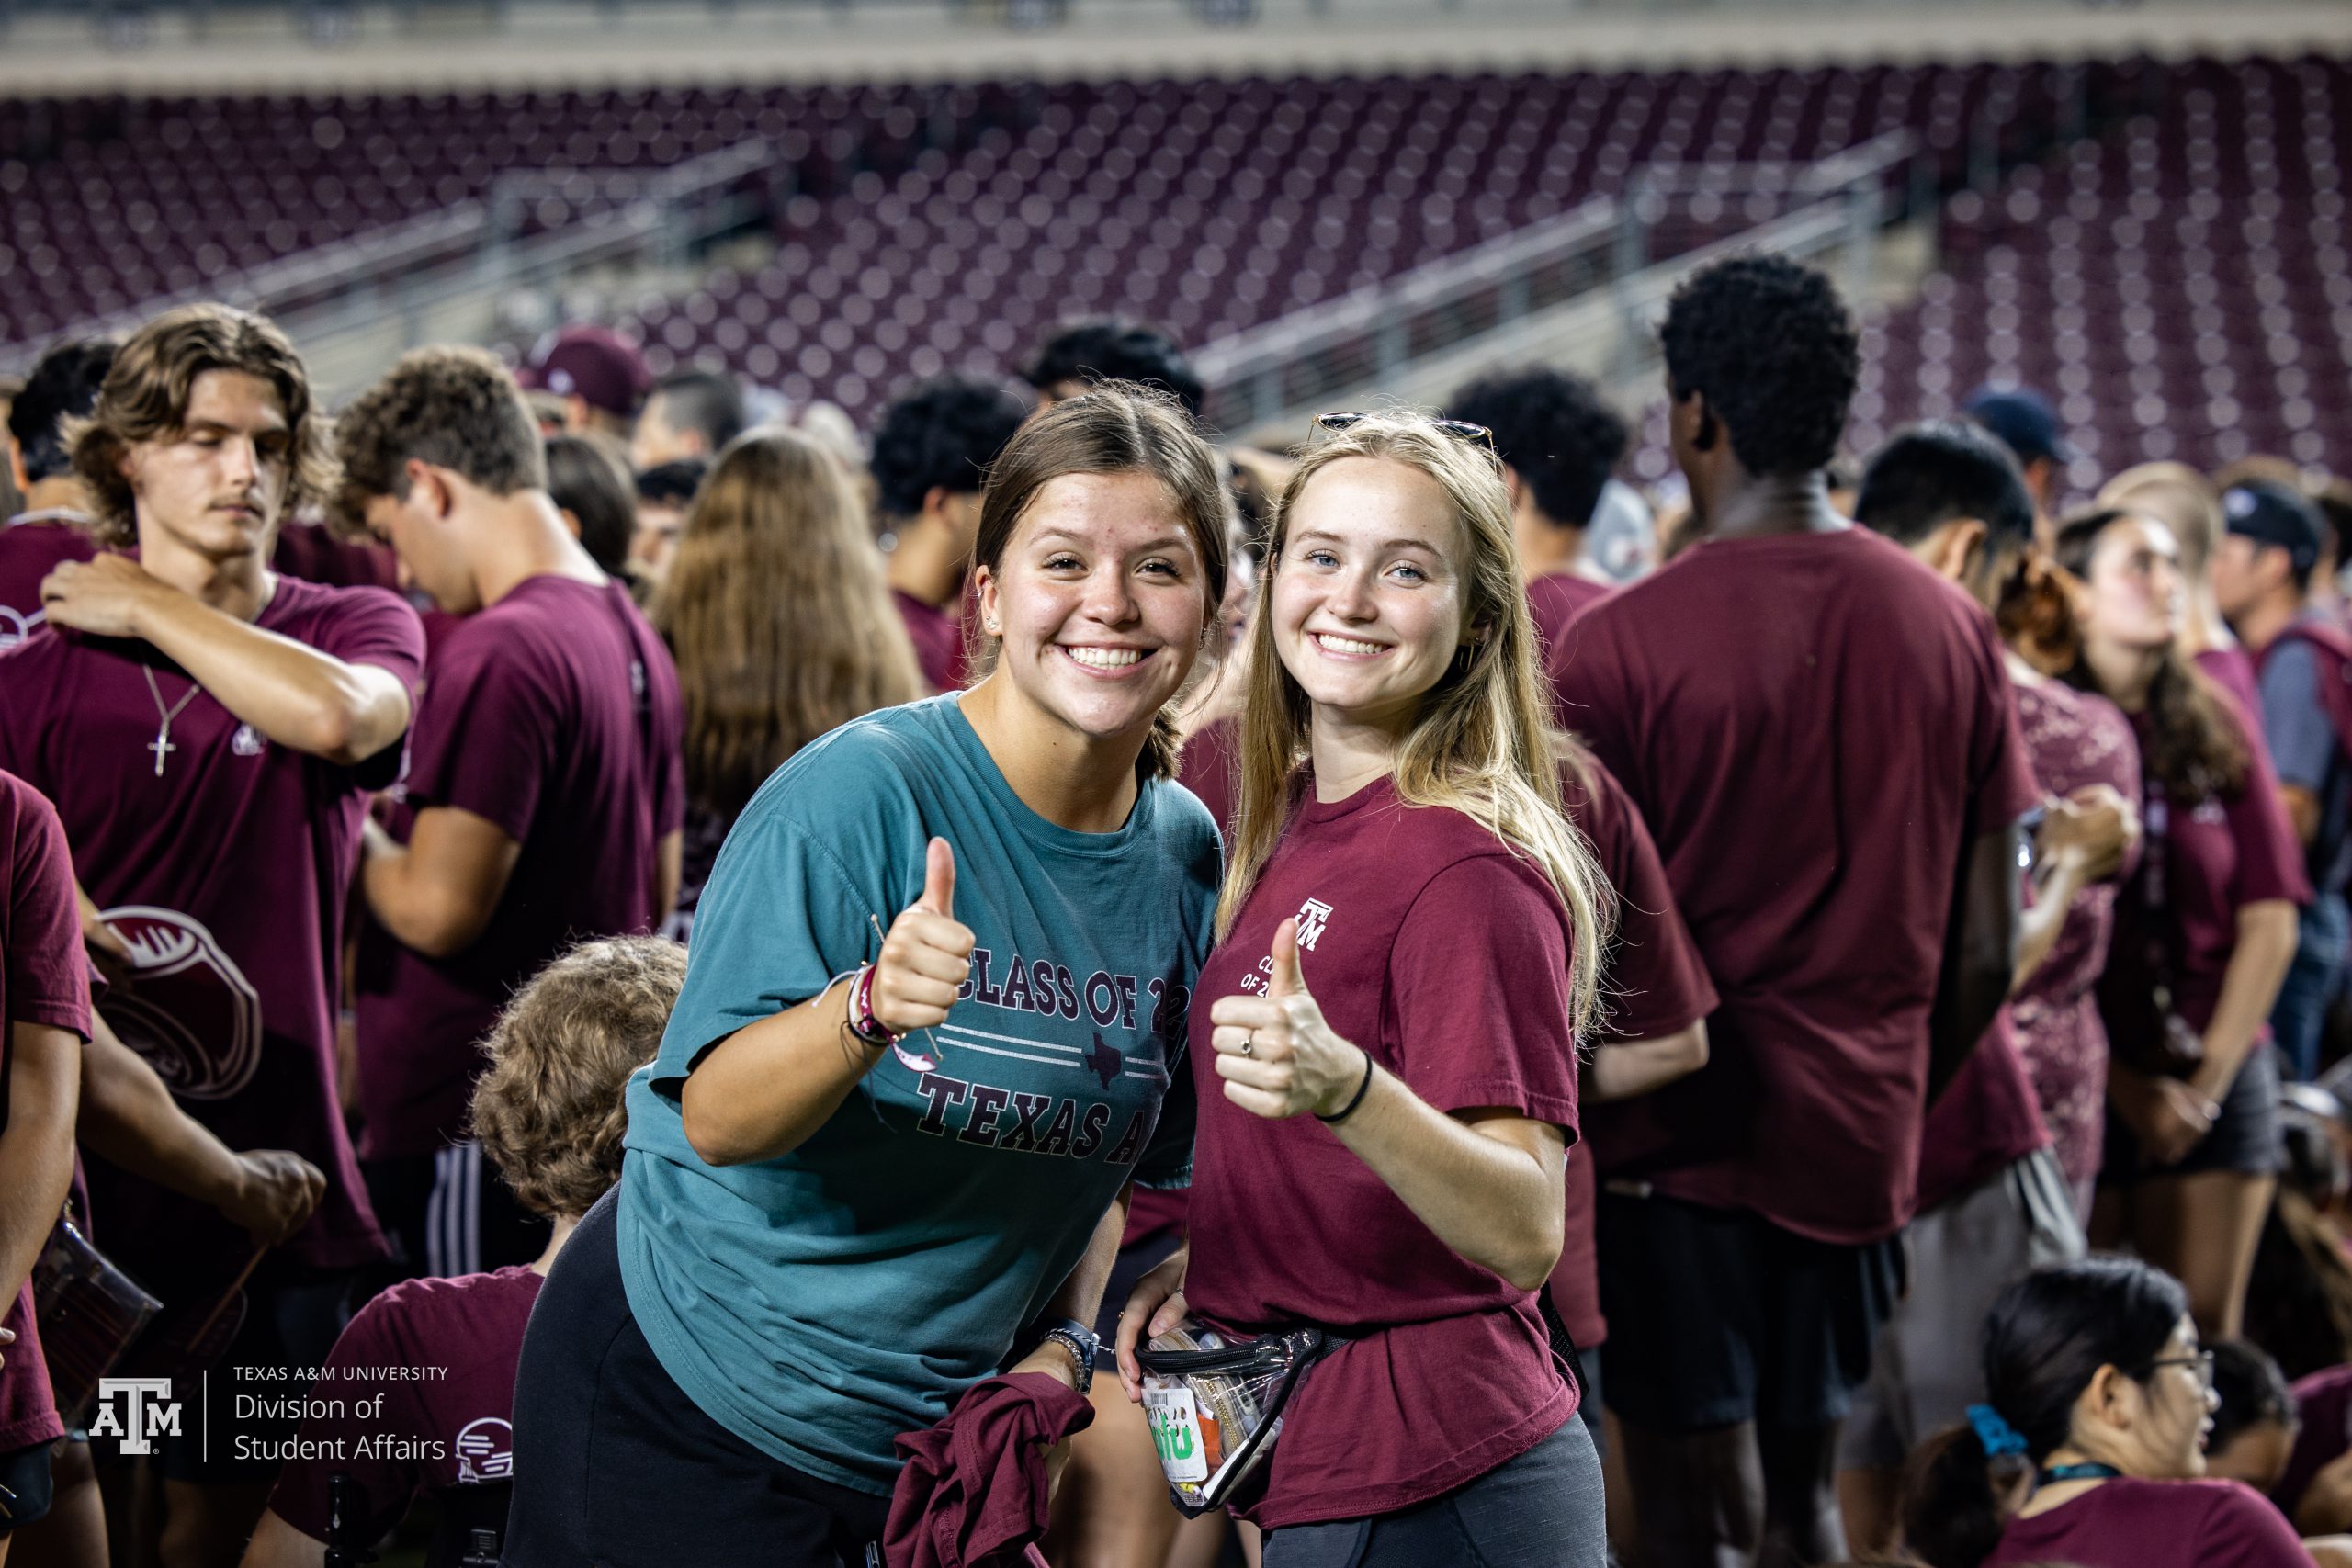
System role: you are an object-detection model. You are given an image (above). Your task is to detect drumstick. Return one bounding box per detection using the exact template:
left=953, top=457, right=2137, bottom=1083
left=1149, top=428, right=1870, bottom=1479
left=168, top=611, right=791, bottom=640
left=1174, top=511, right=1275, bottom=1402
left=187, top=1244, right=269, bottom=1349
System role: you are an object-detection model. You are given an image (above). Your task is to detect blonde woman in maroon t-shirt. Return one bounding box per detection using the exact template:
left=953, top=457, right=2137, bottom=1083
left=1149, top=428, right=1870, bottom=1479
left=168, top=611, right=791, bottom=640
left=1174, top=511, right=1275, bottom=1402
left=1116, top=412, right=1611, bottom=1565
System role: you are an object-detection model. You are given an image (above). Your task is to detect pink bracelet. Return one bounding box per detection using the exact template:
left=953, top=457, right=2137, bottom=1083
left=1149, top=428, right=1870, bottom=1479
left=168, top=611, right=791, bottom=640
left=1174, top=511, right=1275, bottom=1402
left=845, top=964, right=897, bottom=1047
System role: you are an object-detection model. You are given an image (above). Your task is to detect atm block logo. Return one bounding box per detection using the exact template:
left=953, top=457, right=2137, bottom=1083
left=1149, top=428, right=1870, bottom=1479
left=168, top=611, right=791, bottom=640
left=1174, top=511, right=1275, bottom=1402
left=90, top=1378, right=182, bottom=1456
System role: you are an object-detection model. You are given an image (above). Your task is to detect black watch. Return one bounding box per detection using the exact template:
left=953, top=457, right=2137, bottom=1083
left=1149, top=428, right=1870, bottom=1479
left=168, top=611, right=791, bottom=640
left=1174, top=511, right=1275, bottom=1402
left=1023, top=1315, right=1099, bottom=1396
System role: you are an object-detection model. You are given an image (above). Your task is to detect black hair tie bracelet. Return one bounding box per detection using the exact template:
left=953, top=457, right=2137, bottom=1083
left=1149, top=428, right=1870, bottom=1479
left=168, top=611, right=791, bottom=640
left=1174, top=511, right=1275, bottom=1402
left=1317, top=1047, right=1376, bottom=1125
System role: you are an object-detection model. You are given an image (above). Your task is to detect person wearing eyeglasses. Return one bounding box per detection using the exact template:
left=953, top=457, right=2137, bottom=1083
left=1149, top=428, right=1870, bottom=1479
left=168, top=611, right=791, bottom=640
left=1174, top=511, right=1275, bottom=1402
left=1901, top=1256, right=2318, bottom=1568
left=1544, top=254, right=2040, bottom=1568
left=1117, top=410, right=1611, bottom=1564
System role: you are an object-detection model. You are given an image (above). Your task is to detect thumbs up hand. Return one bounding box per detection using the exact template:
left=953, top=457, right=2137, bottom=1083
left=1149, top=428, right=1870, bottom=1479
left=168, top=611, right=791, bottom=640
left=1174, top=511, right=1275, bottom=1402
left=871, top=837, right=978, bottom=1036
left=1206, top=918, right=1371, bottom=1121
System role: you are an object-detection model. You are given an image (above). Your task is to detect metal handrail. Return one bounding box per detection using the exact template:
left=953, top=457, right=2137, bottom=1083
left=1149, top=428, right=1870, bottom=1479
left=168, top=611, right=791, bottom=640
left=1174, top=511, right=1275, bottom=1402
left=0, top=131, right=781, bottom=376
left=1195, top=131, right=1917, bottom=432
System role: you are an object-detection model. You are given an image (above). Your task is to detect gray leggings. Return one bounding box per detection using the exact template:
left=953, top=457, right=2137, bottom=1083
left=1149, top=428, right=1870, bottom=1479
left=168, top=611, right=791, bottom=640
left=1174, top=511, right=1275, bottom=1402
left=1262, top=1417, right=1607, bottom=1568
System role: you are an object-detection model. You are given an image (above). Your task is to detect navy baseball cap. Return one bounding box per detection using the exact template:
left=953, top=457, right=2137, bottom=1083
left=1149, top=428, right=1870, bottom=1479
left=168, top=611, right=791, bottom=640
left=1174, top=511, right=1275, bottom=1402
left=2222, top=479, right=2324, bottom=574
left=1963, top=386, right=2074, bottom=467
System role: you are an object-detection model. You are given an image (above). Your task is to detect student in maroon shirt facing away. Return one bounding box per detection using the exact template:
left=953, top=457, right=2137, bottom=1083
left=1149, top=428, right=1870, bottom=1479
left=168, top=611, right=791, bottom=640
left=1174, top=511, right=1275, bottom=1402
left=1903, top=1257, right=2312, bottom=1568
left=1119, top=412, right=1613, bottom=1565
left=0, top=773, right=90, bottom=1563
left=337, top=347, right=685, bottom=1282
left=1840, top=422, right=2123, bottom=1550
left=871, top=378, right=1029, bottom=694
left=0, top=304, right=424, bottom=1564
left=1445, top=365, right=1630, bottom=660
left=1547, top=257, right=2039, bottom=1568
left=242, top=935, right=684, bottom=1568
left=2052, top=508, right=2304, bottom=1342
left=0, top=340, right=109, bottom=649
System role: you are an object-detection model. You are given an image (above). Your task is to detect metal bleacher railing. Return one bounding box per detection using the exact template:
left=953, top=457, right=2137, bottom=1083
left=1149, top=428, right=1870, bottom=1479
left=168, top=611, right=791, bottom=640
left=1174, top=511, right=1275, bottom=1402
left=1192, top=129, right=1921, bottom=439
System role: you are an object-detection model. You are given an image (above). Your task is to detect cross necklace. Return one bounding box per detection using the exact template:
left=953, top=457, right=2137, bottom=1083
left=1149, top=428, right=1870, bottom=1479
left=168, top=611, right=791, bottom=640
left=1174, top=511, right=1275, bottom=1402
left=141, top=667, right=201, bottom=777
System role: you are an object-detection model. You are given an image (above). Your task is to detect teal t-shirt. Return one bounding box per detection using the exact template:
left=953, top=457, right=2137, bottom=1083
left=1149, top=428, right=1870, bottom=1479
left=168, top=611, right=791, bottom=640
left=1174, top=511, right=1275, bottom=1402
left=617, top=694, right=1220, bottom=1493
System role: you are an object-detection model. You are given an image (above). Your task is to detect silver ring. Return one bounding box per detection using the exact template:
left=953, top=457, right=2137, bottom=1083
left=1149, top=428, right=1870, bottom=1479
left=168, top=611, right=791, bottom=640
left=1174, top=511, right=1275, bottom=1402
left=1240, top=1032, right=1256, bottom=1056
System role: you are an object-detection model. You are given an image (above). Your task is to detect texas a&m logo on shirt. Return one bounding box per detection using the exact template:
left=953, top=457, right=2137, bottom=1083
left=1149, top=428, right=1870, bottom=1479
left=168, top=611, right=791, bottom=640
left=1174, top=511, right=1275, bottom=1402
left=1294, top=898, right=1334, bottom=952
left=97, top=907, right=265, bottom=1100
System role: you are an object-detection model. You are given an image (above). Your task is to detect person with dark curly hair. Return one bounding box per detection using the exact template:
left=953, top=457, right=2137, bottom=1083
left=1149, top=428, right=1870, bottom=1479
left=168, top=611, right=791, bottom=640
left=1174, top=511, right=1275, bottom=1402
left=241, top=935, right=685, bottom=1568
left=2052, top=507, right=2302, bottom=1343
left=1023, top=320, right=1204, bottom=418
left=0, top=338, right=109, bottom=647
left=0, top=303, right=425, bottom=1563
left=1548, top=254, right=2040, bottom=1567
left=1445, top=366, right=1630, bottom=655
left=870, top=376, right=1029, bottom=692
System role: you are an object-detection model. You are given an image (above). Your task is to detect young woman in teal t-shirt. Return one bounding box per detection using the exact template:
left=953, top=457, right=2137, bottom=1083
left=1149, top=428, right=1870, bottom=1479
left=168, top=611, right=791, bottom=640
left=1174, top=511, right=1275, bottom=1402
left=503, top=387, right=1230, bottom=1568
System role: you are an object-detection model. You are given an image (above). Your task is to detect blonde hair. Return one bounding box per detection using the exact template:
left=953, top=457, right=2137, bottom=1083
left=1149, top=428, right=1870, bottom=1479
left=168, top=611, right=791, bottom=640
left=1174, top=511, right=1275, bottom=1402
left=2098, top=462, right=2224, bottom=572
left=1216, top=413, right=1610, bottom=1032
left=654, top=429, right=927, bottom=820
left=470, top=936, right=686, bottom=1219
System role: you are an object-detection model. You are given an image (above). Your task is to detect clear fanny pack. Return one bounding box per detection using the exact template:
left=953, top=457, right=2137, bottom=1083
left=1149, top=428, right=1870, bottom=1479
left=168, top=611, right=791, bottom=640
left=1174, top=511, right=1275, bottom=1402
left=1132, top=1322, right=1344, bottom=1517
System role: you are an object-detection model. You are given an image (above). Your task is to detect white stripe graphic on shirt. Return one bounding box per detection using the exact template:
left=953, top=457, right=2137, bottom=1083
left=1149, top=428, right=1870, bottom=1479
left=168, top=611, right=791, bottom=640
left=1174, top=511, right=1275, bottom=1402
left=939, top=1023, right=1082, bottom=1055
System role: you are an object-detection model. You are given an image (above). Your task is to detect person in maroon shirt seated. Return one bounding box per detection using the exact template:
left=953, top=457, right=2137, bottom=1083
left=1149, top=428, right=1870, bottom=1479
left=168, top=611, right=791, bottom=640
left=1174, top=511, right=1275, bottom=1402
left=0, top=339, right=110, bottom=649
left=338, top=347, right=685, bottom=1284
left=0, top=773, right=91, bottom=1564
left=2052, top=507, right=2304, bottom=1341
left=1120, top=412, right=1612, bottom=1564
left=0, top=303, right=424, bottom=1564
left=1445, top=366, right=1629, bottom=660
left=1546, top=256, right=2038, bottom=1568
left=2277, top=1363, right=2352, bottom=1536
left=1838, top=420, right=2123, bottom=1548
left=871, top=378, right=1029, bottom=694
left=1903, top=1257, right=2316, bottom=1568
left=241, top=935, right=684, bottom=1568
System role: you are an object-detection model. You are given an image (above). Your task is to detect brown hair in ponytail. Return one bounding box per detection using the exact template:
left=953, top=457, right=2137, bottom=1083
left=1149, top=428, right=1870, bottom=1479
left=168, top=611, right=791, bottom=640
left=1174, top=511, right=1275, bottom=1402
left=2053, top=507, right=2250, bottom=800
left=967, top=383, right=1230, bottom=783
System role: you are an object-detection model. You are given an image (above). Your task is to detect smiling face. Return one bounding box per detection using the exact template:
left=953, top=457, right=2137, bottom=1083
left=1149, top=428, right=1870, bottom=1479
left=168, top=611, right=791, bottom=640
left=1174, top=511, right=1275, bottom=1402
left=974, top=470, right=1209, bottom=750
left=1270, top=456, right=1475, bottom=733
left=122, top=369, right=292, bottom=560
left=2138, top=1316, right=2222, bottom=1479
left=2082, top=513, right=2187, bottom=653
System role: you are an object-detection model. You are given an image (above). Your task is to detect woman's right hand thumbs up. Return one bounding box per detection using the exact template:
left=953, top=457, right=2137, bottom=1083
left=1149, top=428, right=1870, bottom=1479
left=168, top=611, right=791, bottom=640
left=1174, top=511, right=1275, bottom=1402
left=870, top=837, right=977, bottom=1036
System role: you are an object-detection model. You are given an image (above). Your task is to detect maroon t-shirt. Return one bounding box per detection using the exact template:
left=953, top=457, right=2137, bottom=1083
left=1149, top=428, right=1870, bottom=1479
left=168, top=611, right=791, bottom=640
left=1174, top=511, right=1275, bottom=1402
left=267, top=1266, right=543, bottom=1542
left=1555, top=752, right=1717, bottom=1348
left=2009, top=677, right=2142, bottom=1190
left=1912, top=1013, right=2050, bottom=1213
left=1176, top=713, right=1239, bottom=844
left=2199, top=645, right=2268, bottom=741
left=0, top=772, right=93, bottom=1455
left=1986, top=1476, right=2310, bottom=1567
left=1184, top=775, right=1581, bottom=1529
left=0, top=511, right=97, bottom=650
left=2275, top=1362, right=2352, bottom=1524
left=2105, top=700, right=2309, bottom=1041
left=0, top=578, right=424, bottom=1280
left=272, top=520, right=401, bottom=592
left=1550, top=527, right=2041, bottom=1243
left=1525, top=570, right=1611, bottom=673
left=355, top=576, right=684, bottom=1158
left=894, top=588, right=966, bottom=694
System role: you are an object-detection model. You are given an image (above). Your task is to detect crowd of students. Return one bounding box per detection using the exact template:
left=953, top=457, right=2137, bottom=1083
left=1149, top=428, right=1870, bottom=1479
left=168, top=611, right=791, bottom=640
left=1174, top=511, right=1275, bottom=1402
left=4, top=246, right=2352, bottom=1568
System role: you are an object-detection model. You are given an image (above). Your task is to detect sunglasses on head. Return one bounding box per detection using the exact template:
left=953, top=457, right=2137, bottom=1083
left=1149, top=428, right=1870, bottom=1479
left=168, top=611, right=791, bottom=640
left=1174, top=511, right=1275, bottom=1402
left=1309, top=411, right=1494, bottom=450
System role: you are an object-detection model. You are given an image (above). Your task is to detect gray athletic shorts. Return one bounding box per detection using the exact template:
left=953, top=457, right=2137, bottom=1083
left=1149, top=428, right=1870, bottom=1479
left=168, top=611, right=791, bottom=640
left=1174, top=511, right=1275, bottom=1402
left=1836, top=1145, right=2085, bottom=1471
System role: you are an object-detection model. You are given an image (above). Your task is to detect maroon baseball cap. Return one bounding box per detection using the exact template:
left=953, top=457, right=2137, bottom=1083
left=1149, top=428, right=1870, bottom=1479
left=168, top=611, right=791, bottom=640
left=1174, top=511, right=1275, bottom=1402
left=519, top=325, right=653, bottom=419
